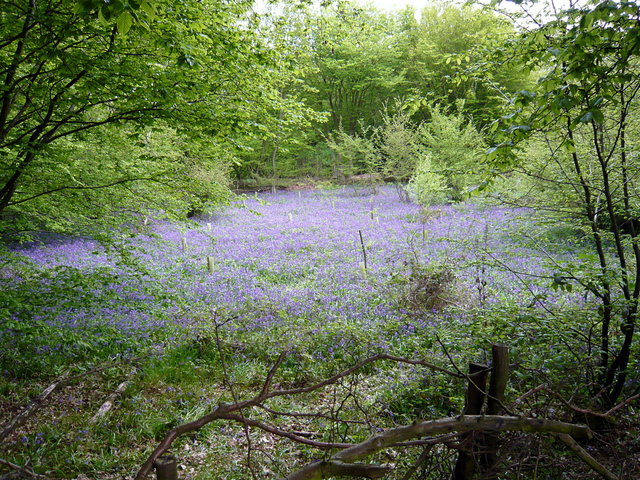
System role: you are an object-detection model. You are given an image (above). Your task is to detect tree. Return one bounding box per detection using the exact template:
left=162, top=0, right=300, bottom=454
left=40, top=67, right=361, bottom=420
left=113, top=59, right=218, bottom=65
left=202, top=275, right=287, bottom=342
left=233, top=3, right=327, bottom=185
left=397, top=3, right=529, bottom=126
left=488, top=0, right=640, bottom=406
left=305, top=3, right=406, bottom=135
left=420, top=103, right=485, bottom=201
left=0, top=0, right=292, bottom=235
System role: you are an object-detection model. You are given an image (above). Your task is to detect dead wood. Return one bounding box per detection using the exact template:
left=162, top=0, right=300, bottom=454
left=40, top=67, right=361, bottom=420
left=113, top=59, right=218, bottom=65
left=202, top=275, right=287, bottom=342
left=90, top=372, right=135, bottom=424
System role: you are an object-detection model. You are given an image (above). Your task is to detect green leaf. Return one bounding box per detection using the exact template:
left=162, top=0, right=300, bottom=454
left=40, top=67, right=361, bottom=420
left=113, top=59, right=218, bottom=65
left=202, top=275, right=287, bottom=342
left=98, top=7, right=108, bottom=25
left=579, top=111, right=593, bottom=123
left=561, top=139, right=576, bottom=153
left=589, top=96, right=604, bottom=108
left=141, top=0, right=157, bottom=20
left=579, top=109, right=604, bottom=124
left=117, top=11, right=133, bottom=35
left=592, top=108, right=604, bottom=124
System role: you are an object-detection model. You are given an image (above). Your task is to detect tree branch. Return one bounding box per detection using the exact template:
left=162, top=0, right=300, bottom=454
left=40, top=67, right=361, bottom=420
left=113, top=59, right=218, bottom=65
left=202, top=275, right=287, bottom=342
left=135, top=352, right=462, bottom=480
left=285, top=416, right=593, bottom=480
left=555, top=433, right=617, bottom=480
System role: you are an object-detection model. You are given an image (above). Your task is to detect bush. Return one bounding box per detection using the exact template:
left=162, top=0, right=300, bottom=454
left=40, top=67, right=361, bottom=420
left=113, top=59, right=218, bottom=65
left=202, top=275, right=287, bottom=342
left=417, top=104, right=485, bottom=202
left=408, top=152, right=449, bottom=205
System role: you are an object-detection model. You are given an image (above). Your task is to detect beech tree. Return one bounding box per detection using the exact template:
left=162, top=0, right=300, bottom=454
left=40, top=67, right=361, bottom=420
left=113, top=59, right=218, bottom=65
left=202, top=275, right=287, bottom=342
left=0, top=0, right=307, bottom=234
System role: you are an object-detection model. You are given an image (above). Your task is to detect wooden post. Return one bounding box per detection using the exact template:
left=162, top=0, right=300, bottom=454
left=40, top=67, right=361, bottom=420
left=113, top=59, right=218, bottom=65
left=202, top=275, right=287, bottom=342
left=181, top=237, right=187, bottom=252
left=207, top=256, right=215, bottom=274
left=154, top=455, right=178, bottom=480
left=452, top=362, right=489, bottom=480
left=482, top=344, right=510, bottom=477
left=487, top=344, right=509, bottom=415
left=358, top=230, right=368, bottom=271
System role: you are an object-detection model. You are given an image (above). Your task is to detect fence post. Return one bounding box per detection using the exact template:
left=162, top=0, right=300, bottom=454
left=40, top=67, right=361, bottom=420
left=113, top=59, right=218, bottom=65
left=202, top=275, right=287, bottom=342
left=452, top=362, right=489, bottom=480
left=482, top=344, right=510, bottom=477
left=154, top=455, right=178, bottom=480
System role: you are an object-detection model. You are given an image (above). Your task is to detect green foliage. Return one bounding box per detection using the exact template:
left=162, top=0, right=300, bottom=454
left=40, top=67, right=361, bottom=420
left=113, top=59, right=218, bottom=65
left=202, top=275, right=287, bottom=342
left=305, top=3, right=406, bottom=133
left=5, top=123, right=233, bottom=237
left=398, top=3, right=529, bottom=126
left=377, top=106, right=426, bottom=185
left=418, top=104, right=485, bottom=202
left=0, top=0, right=317, bottom=236
left=487, top=0, right=640, bottom=405
left=408, top=152, right=449, bottom=206
left=325, top=124, right=380, bottom=178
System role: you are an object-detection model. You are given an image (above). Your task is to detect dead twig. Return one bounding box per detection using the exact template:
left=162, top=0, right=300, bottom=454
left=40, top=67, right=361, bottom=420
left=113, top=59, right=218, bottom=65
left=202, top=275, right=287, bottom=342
left=90, top=371, right=136, bottom=424
left=256, top=404, right=366, bottom=425
left=216, top=412, right=351, bottom=449
left=0, top=378, right=65, bottom=444
left=0, top=458, right=48, bottom=479
left=604, top=392, right=640, bottom=416
left=1, top=356, right=142, bottom=444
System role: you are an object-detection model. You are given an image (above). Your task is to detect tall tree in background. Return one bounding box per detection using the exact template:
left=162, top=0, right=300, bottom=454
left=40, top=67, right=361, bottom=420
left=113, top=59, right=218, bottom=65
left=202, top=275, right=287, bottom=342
left=307, top=4, right=405, bottom=135
left=397, top=3, right=530, bottom=126
left=234, top=3, right=327, bottom=183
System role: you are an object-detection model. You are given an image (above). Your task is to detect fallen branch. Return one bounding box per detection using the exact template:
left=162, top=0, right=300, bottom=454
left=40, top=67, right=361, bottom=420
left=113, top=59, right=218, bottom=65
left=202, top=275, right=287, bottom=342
left=286, top=415, right=596, bottom=480
left=1, top=358, right=141, bottom=444
left=285, top=416, right=593, bottom=480
left=332, top=416, right=592, bottom=462
left=555, top=433, right=617, bottom=480
left=135, top=352, right=462, bottom=480
left=90, top=375, right=133, bottom=424
left=0, top=458, right=47, bottom=479
left=0, top=379, right=65, bottom=444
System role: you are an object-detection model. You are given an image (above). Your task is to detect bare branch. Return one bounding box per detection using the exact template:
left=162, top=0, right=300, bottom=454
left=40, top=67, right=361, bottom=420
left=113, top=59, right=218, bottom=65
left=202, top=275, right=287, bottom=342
left=259, top=350, right=288, bottom=399
left=135, top=352, right=462, bottom=480
left=0, top=458, right=48, bottom=479
left=0, top=357, right=140, bottom=444
left=285, top=416, right=593, bottom=479
left=604, top=392, right=640, bottom=416
left=332, top=416, right=592, bottom=463
left=90, top=373, right=135, bottom=424
left=216, top=412, right=352, bottom=449
left=8, top=176, right=166, bottom=207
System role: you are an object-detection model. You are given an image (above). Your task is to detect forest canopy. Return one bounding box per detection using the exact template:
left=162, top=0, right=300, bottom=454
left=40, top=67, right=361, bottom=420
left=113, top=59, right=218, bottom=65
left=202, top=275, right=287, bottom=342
left=0, top=0, right=530, bottom=239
